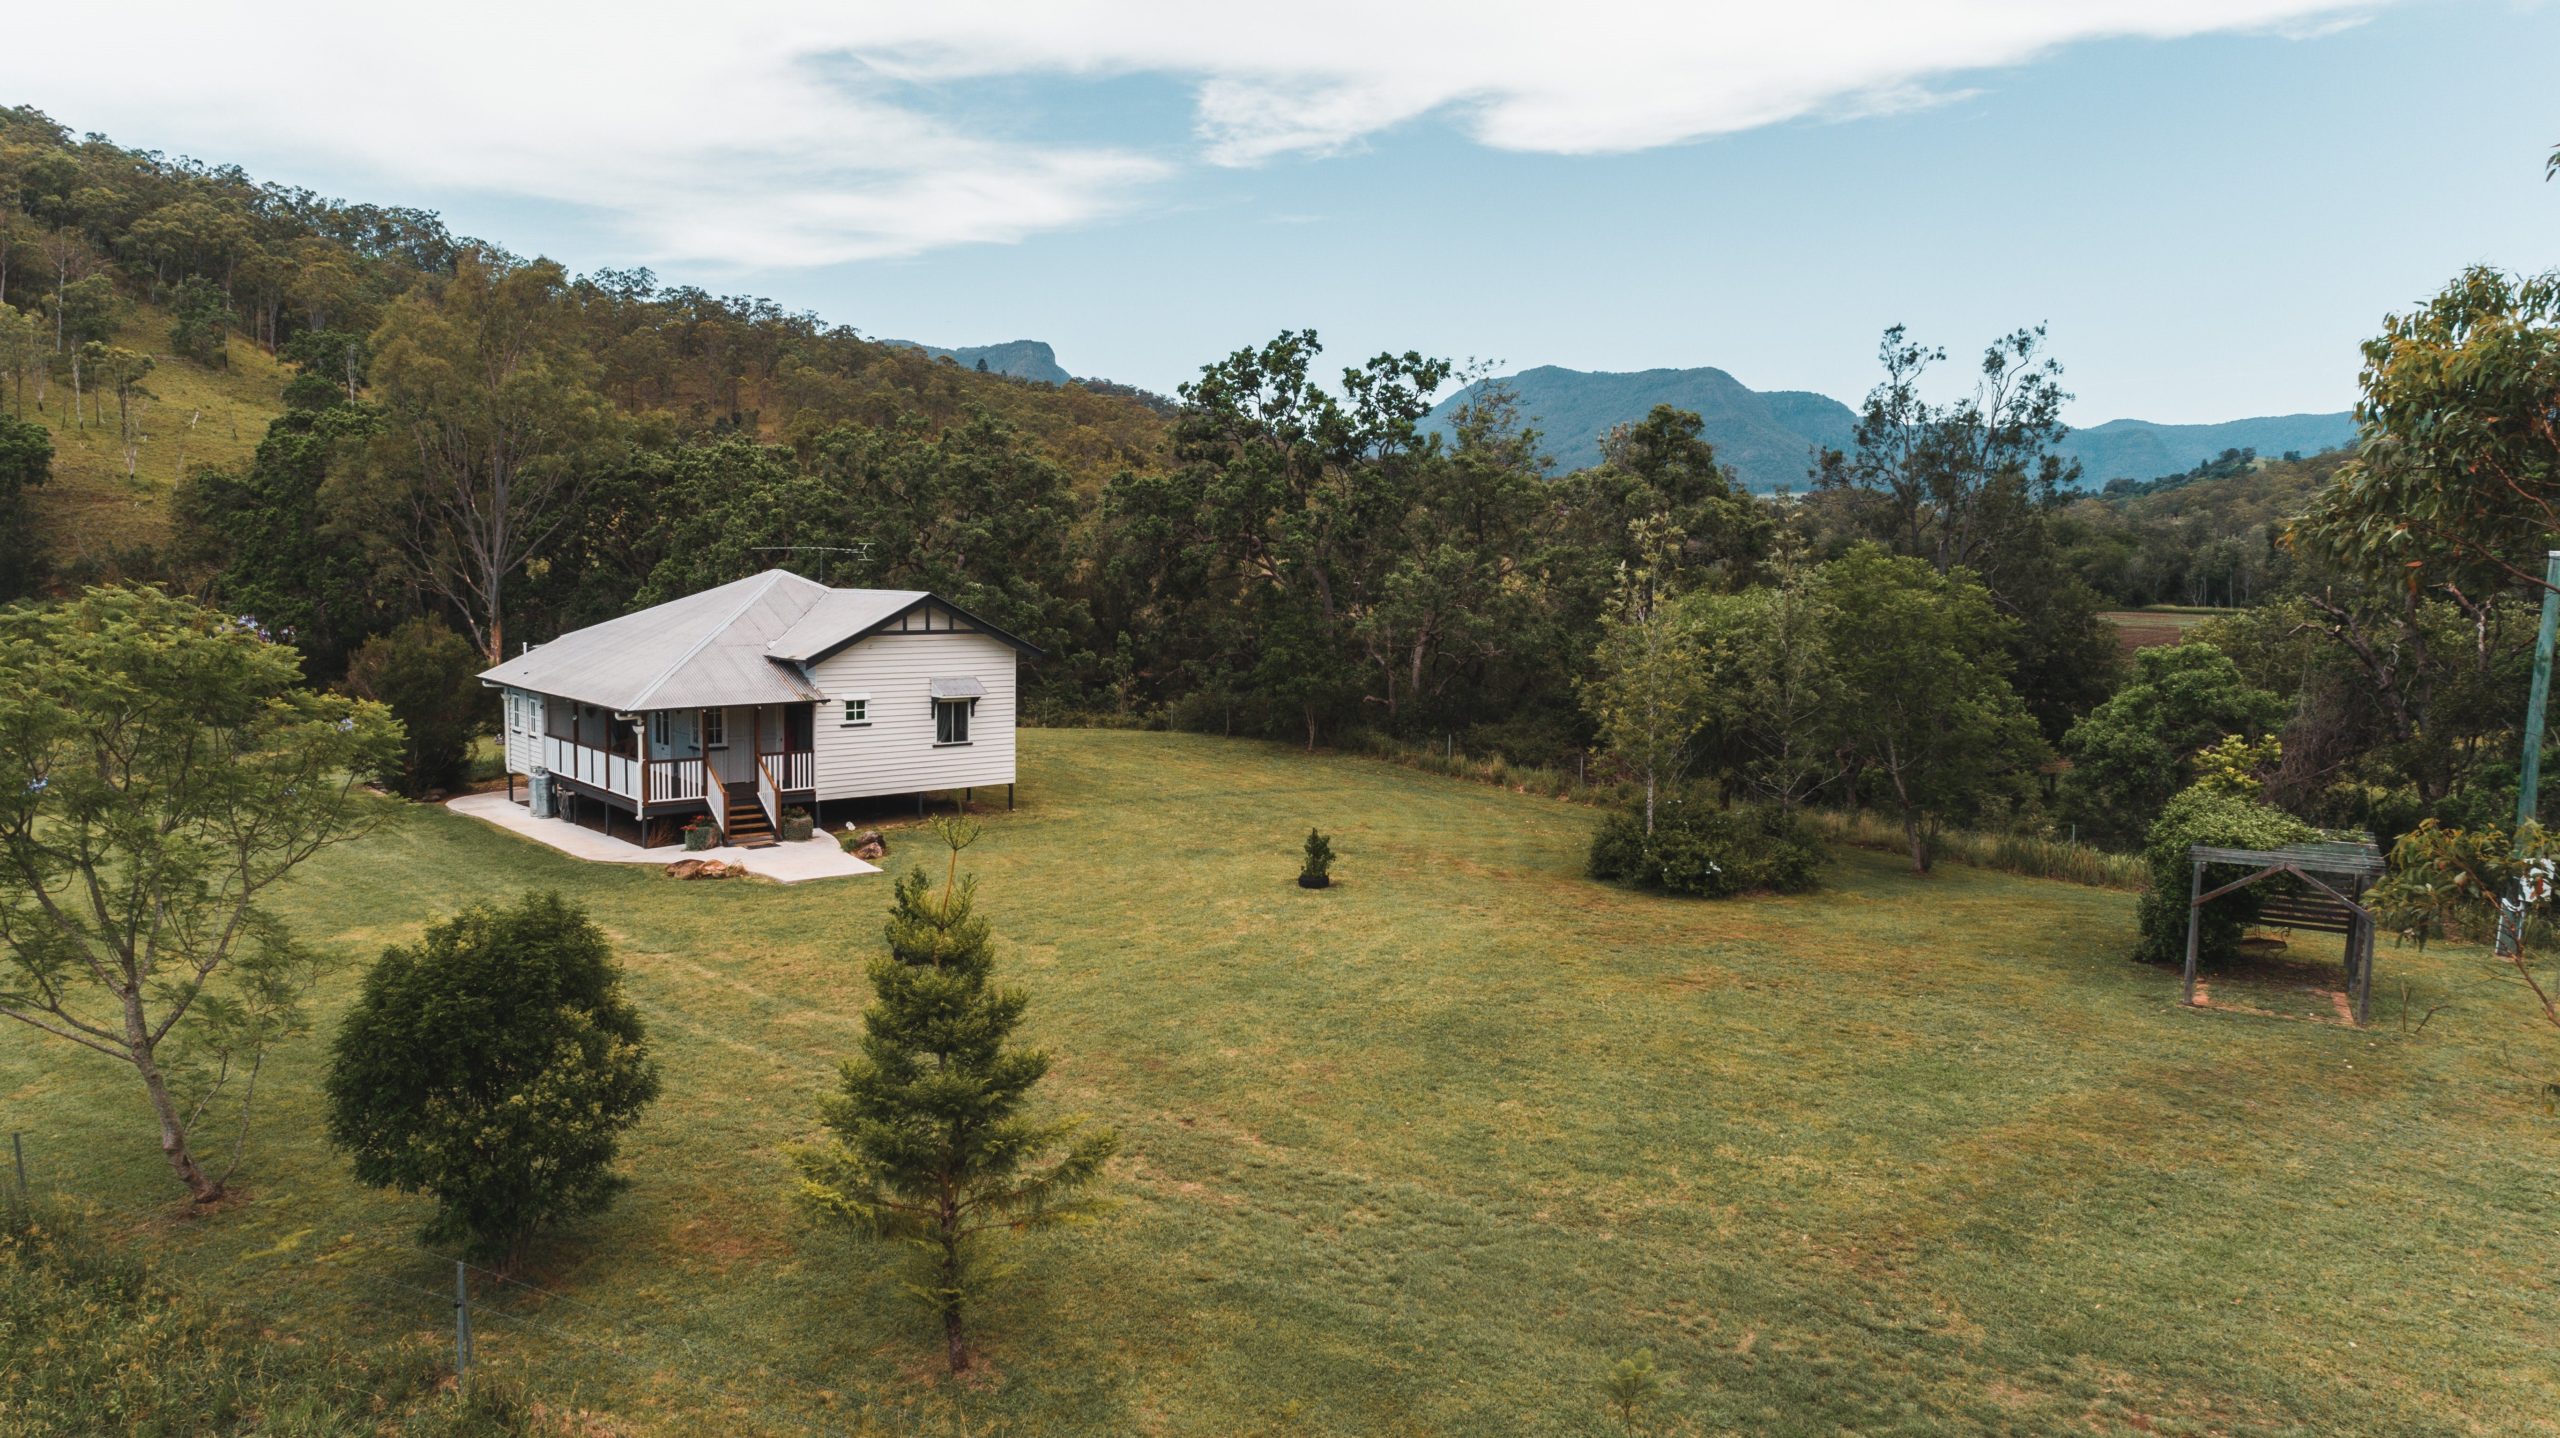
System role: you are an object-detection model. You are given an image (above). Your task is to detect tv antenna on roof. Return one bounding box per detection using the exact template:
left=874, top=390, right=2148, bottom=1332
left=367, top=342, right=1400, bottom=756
left=751, top=544, right=872, bottom=585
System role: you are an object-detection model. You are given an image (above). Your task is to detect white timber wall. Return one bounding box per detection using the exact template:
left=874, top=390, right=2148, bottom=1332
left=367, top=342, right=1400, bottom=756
left=808, top=630, right=1017, bottom=799
left=500, top=687, right=546, bottom=777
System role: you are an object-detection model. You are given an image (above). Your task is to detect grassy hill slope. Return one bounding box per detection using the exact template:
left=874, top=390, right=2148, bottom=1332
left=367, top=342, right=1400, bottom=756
left=21, top=302, right=288, bottom=576
left=2, top=731, right=2546, bottom=1437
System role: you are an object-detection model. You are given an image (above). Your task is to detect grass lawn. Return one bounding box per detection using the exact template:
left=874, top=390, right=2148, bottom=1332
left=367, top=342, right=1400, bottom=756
left=4, top=731, right=2554, bottom=1437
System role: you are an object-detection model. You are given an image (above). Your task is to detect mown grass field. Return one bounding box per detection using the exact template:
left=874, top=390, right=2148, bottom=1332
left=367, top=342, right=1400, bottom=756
left=3, top=731, right=2554, bottom=1437
left=2099, top=608, right=2238, bottom=654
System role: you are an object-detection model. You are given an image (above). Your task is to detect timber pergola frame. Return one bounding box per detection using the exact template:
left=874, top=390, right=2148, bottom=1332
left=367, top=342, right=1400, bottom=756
left=2182, top=841, right=2387, bottom=1025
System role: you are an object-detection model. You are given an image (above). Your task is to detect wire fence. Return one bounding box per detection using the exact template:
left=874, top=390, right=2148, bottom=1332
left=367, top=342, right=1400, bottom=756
left=0, top=1133, right=965, bottom=1438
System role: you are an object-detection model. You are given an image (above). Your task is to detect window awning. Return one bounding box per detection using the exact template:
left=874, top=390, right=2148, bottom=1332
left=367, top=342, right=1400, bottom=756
left=930, top=677, right=987, bottom=700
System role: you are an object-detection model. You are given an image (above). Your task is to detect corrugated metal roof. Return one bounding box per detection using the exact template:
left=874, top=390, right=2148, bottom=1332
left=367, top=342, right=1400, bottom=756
left=764, top=589, right=928, bottom=662
left=930, top=676, right=988, bottom=700
left=480, top=571, right=924, bottom=712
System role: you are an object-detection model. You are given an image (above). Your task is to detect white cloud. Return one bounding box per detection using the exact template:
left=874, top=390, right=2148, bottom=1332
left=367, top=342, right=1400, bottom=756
left=0, top=1, right=2380, bottom=266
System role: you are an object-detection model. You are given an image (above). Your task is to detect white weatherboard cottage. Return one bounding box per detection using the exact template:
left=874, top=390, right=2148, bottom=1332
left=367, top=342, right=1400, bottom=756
left=479, top=570, right=1034, bottom=849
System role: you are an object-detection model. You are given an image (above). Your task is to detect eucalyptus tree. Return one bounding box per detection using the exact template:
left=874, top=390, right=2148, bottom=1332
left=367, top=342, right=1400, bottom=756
left=2300, top=266, right=2560, bottom=601
left=340, top=249, right=620, bottom=663
left=1584, top=517, right=1716, bottom=833
left=1102, top=330, right=1450, bottom=746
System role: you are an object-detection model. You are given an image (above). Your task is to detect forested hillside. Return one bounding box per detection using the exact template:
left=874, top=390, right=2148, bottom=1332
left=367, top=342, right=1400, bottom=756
left=0, top=105, right=1169, bottom=587
left=2054, top=447, right=2346, bottom=610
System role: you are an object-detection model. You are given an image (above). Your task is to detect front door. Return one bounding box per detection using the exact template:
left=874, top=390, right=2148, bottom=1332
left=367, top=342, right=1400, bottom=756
left=705, top=707, right=755, bottom=787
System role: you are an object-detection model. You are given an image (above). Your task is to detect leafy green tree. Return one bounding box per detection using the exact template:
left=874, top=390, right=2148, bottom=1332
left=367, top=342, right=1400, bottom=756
left=1557, top=404, right=1769, bottom=593
left=2060, top=642, right=2285, bottom=846
left=0, top=414, right=49, bottom=599
left=1809, top=324, right=2119, bottom=739
left=1583, top=518, right=1716, bottom=833
left=1815, top=324, right=2081, bottom=572
left=1815, top=544, right=2047, bottom=872
left=343, top=617, right=488, bottom=797
left=2301, top=267, right=2560, bottom=599
left=325, top=892, right=661, bottom=1267
left=1101, top=330, right=1450, bottom=746
left=0, top=587, right=399, bottom=1202
left=1356, top=381, right=1565, bottom=736
left=0, top=302, right=40, bottom=418
left=45, top=272, right=120, bottom=349
left=166, top=274, right=228, bottom=367
left=339, top=250, right=619, bottom=662
left=1689, top=554, right=1845, bottom=810
left=819, top=408, right=1089, bottom=662
left=172, top=399, right=388, bottom=676
left=792, top=820, right=1116, bottom=1373
left=93, top=345, right=152, bottom=475
left=279, top=328, right=370, bottom=402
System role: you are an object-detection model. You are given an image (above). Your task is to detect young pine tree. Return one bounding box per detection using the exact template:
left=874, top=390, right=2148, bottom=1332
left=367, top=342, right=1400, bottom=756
left=793, top=819, right=1116, bottom=1373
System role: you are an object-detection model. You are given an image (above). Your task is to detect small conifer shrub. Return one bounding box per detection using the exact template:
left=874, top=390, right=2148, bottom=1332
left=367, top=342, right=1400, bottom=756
left=1300, top=827, right=1335, bottom=888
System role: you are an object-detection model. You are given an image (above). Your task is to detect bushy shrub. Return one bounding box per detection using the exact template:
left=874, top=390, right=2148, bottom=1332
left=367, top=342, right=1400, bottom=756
left=325, top=891, right=661, bottom=1267
left=2131, top=783, right=2318, bottom=967
left=344, top=616, right=487, bottom=798
left=1589, top=801, right=1826, bottom=899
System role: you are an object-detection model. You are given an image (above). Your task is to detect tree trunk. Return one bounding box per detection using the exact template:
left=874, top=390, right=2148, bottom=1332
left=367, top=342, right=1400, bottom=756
left=938, top=1225, right=970, bottom=1373
left=1884, top=744, right=1929, bottom=875
left=1644, top=771, right=1657, bottom=835
left=128, top=1000, right=222, bottom=1203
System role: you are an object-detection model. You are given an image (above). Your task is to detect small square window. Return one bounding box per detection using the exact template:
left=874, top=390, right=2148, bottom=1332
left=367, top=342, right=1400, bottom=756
left=839, top=696, right=870, bottom=726
left=934, top=698, right=972, bottom=746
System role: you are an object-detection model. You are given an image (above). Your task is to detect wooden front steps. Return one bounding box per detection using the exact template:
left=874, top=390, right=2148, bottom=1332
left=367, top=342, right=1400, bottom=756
left=723, top=788, right=777, bottom=849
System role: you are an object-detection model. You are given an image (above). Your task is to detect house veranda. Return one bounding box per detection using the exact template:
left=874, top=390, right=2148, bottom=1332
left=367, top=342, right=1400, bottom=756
left=480, top=570, right=1035, bottom=850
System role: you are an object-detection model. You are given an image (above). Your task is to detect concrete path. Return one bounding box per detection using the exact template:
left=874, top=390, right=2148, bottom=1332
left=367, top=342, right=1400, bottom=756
left=447, top=791, right=881, bottom=884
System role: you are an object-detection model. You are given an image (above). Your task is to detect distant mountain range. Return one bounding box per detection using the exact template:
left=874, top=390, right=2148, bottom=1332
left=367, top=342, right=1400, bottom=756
left=881, top=338, right=1072, bottom=386
left=1423, top=364, right=2356, bottom=491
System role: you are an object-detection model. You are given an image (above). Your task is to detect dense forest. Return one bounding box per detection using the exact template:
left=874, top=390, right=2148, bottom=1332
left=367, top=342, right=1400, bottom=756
left=3, top=103, right=2551, bottom=870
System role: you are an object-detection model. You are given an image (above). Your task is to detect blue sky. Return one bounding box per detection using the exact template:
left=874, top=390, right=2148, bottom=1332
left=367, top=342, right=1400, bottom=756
left=6, top=1, right=2554, bottom=421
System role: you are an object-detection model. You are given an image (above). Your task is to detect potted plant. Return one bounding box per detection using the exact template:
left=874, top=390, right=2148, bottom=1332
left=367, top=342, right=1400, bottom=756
left=1298, top=827, right=1335, bottom=889
left=779, top=806, right=816, bottom=843
left=682, top=817, right=716, bottom=852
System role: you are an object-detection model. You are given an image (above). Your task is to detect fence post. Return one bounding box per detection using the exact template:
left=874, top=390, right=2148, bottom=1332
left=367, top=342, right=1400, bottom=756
left=454, top=1260, right=473, bottom=1382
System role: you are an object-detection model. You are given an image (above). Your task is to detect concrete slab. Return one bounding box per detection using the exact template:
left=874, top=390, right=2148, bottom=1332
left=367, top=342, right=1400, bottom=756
left=446, top=791, right=881, bottom=884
